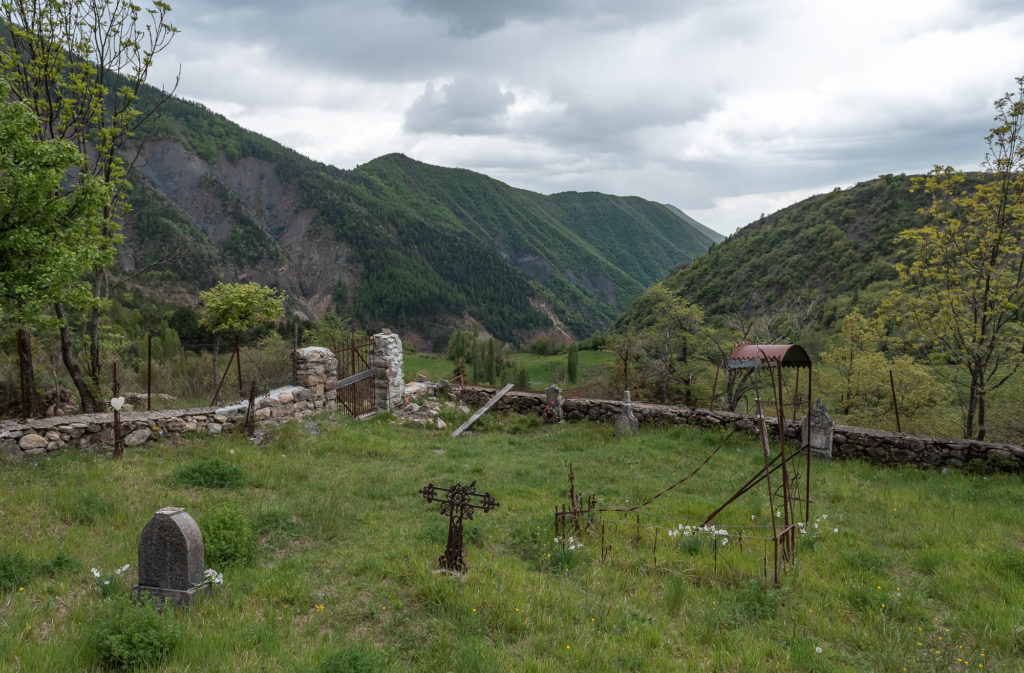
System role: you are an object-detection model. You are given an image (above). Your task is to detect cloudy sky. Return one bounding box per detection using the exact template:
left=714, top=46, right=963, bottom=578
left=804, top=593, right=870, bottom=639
left=147, top=0, right=1024, bottom=235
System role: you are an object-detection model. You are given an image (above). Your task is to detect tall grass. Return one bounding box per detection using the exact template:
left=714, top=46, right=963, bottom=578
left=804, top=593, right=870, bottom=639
left=1, top=412, right=1022, bottom=671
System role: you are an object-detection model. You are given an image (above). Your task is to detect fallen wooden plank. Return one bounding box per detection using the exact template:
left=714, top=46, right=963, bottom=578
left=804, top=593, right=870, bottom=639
left=330, top=369, right=374, bottom=390
left=452, top=383, right=514, bottom=437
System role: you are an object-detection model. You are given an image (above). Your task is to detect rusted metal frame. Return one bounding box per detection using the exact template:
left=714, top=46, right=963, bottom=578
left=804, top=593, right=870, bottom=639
left=245, top=380, right=257, bottom=437
left=349, top=330, right=357, bottom=418
left=210, top=349, right=237, bottom=406
left=420, top=481, right=499, bottom=572
left=768, top=360, right=794, bottom=564
left=805, top=363, right=813, bottom=522
left=753, top=358, right=781, bottom=586
left=235, top=337, right=243, bottom=400
left=596, top=429, right=737, bottom=515
left=709, top=362, right=721, bottom=411
left=889, top=370, right=902, bottom=433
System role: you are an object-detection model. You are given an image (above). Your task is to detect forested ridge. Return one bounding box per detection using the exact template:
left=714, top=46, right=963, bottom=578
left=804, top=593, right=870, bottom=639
left=120, top=89, right=716, bottom=342
left=624, top=173, right=936, bottom=334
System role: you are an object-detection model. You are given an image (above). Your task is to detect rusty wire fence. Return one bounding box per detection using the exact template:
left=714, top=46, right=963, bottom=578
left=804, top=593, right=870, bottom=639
left=0, top=335, right=295, bottom=419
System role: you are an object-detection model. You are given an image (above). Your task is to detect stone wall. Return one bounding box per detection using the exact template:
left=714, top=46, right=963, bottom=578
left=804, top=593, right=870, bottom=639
left=0, top=336, right=405, bottom=460
left=372, top=331, right=403, bottom=412
left=454, top=386, right=1024, bottom=471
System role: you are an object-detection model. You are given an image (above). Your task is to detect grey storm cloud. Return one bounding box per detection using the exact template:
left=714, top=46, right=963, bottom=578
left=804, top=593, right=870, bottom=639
left=152, top=0, right=1024, bottom=234
left=405, top=78, right=516, bottom=134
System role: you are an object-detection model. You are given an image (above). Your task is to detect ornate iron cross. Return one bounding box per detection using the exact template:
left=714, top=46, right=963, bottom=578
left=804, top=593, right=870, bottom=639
left=419, top=480, right=499, bottom=573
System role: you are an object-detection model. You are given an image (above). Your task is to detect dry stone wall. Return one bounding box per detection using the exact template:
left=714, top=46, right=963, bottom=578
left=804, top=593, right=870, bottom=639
left=0, top=335, right=405, bottom=460
left=454, top=385, right=1024, bottom=471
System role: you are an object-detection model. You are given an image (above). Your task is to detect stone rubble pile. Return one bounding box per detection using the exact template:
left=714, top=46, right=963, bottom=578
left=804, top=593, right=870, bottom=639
left=394, top=378, right=470, bottom=430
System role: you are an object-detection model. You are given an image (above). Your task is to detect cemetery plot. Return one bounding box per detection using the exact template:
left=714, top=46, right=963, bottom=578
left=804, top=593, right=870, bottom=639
left=557, top=396, right=814, bottom=586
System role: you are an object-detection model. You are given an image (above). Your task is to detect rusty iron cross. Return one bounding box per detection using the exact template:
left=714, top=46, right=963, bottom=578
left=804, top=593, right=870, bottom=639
left=419, top=480, right=499, bottom=573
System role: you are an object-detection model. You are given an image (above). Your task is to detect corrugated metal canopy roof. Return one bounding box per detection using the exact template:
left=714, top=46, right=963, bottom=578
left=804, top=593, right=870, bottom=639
left=725, top=340, right=811, bottom=370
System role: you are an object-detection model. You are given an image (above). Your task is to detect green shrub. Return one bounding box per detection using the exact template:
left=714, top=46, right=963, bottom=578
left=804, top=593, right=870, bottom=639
left=89, top=596, right=177, bottom=671
left=43, top=551, right=78, bottom=575
left=201, top=505, right=256, bottom=567
left=316, top=645, right=386, bottom=673
left=173, top=458, right=244, bottom=489
left=0, top=551, right=34, bottom=593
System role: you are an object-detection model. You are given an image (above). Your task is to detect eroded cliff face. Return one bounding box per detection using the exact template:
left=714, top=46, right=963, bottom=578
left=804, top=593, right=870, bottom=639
left=125, top=139, right=362, bottom=319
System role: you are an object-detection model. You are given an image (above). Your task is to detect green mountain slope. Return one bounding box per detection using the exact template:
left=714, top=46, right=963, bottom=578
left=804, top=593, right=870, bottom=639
left=663, top=204, right=725, bottom=244
left=624, top=174, right=931, bottom=330
left=119, top=92, right=715, bottom=343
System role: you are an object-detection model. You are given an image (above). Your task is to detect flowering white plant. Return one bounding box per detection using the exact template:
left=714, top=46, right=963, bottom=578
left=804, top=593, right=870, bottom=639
left=91, top=563, right=130, bottom=597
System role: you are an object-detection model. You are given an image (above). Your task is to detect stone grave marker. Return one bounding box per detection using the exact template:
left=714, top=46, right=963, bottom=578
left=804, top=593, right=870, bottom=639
left=544, top=384, right=564, bottom=423
left=801, top=399, right=834, bottom=459
left=133, top=506, right=208, bottom=607
left=615, top=391, right=639, bottom=438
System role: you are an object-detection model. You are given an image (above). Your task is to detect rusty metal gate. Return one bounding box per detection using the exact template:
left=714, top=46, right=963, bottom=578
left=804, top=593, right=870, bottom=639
left=334, top=332, right=375, bottom=417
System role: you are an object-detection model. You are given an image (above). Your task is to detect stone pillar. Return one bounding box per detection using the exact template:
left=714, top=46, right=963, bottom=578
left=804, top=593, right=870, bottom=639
left=294, top=346, right=338, bottom=411
left=545, top=385, right=564, bottom=423
left=615, top=390, right=639, bottom=438
left=801, top=398, right=834, bottom=458
left=372, top=329, right=404, bottom=412
left=133, top=507, right=208, bottom=607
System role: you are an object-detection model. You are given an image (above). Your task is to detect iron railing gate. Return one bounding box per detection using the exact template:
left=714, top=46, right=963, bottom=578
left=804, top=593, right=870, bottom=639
left=334, top=332, right=375, bottom=417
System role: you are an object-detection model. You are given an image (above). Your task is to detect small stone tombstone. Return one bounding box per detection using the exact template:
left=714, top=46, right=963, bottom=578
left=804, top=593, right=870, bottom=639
left=801, top=399, right=834, bottom=459
left=615, top=391, right=639, bottom=438
left=133, top=507, right=208, bottom=607
left=544, top=385, right=564, bottom=423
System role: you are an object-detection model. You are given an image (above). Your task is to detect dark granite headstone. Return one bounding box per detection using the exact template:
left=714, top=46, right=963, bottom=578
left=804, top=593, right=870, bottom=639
left=133, top=506, right=208, bottom=607
left=801, top=399, right=834, bottom=459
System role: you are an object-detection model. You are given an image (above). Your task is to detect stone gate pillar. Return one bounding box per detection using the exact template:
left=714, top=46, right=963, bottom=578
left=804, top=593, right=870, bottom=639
left=372, top=329, right=403, bottom=412
left=294, top=346, right=338, bottom=411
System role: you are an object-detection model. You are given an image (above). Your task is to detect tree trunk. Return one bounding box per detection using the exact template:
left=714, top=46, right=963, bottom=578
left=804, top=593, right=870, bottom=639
left=16, top=328, right=36, bottom=418
left=212, top=335, right=220, bottom=404
left=976, top=391, right=986, bottom=442
left=54, top=302, right=99, bottom=413
left=87, top=273, right=102, bottom=389
left=964, top=377, right=979, bottom=440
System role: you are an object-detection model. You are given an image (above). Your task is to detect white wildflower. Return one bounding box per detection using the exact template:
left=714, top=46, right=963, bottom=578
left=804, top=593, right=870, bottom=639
left=833, top=528, right=838, bottom=533
left=815, top=646, right=822, bottom=654
left=91, top=568, right=100, bottom=578
left=115, top=564, right=130, bottom=575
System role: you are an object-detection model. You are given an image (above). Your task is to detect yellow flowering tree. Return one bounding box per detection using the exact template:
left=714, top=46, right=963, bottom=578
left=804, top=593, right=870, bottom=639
left=887, top=78, right=1024, bottom=440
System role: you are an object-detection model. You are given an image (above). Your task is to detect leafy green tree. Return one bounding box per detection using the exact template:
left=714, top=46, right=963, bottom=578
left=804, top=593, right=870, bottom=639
left=607, top=322, right=646, bottom=395
left=0, top=0, right=178, bottom=410
left=567, top=344, right=579, bottom=384
left=199, top=282, right=286, bottom=400
left=887, top=78, right=1024, bottom=440
left=818, top=310, right=943, bottom=430
left=446, top=329, right=473, bottom=364
left=302, top=313, right=353, bottom=351
left=637, top=284, right=705, bottom=405
left=485, top=338, right=497, bottom=384
left=0, top=82, right=113, bottom=414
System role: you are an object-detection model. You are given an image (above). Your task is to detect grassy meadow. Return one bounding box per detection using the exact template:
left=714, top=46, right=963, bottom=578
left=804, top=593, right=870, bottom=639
left=1, top=410, right=1022, bottom=672
left=404, top=350, right=615, bottom=391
